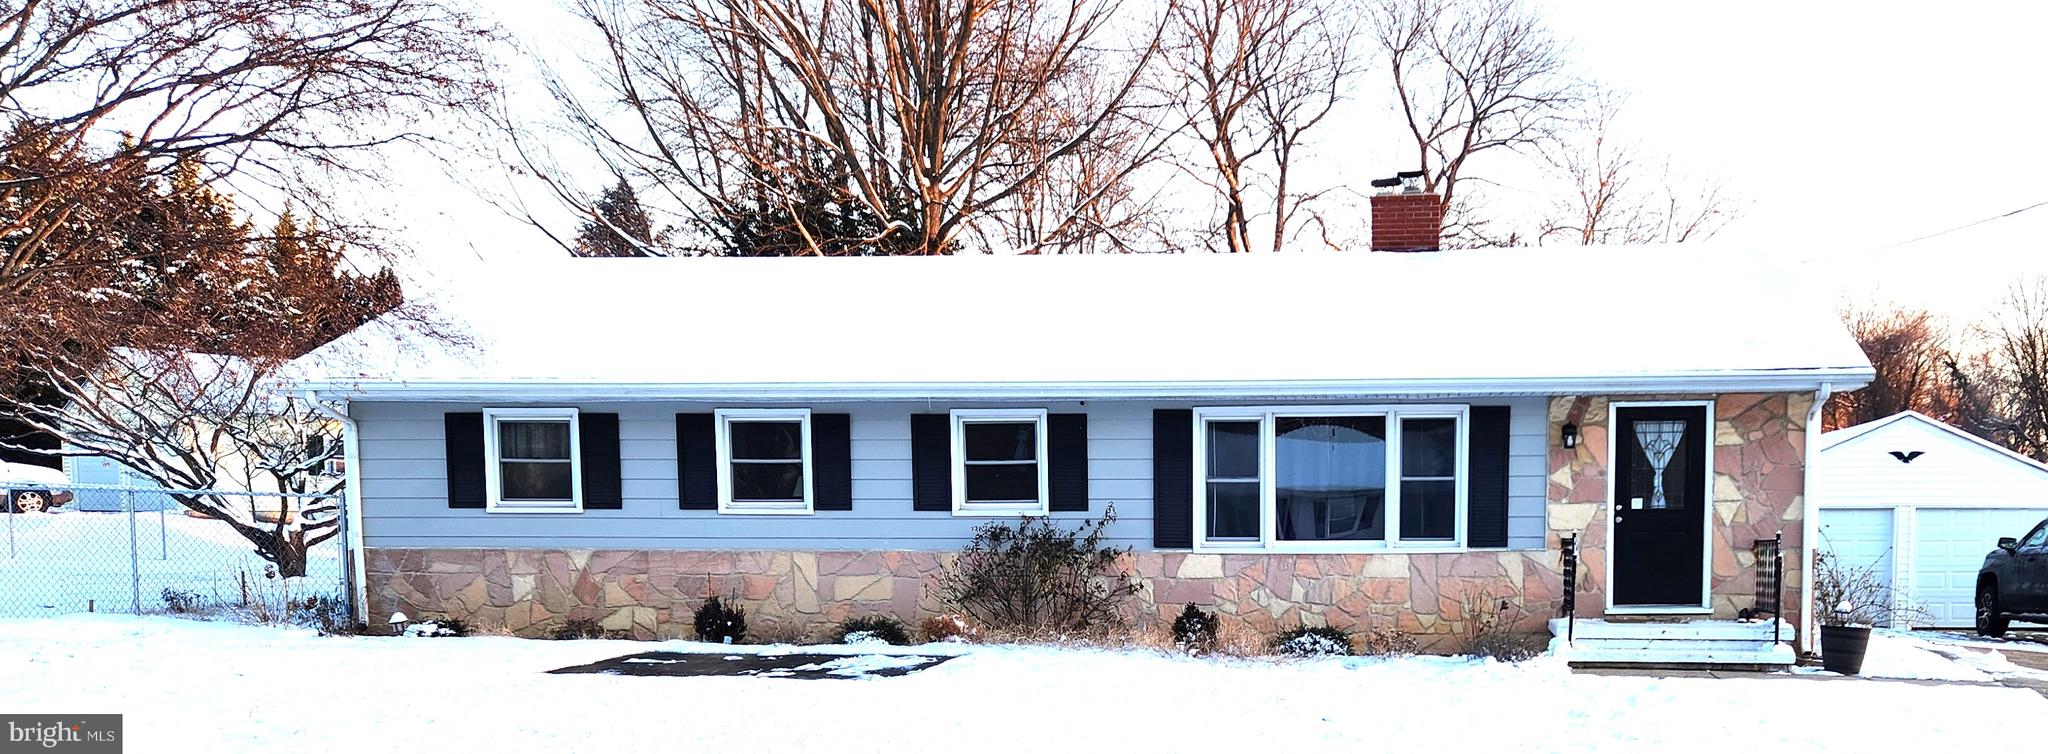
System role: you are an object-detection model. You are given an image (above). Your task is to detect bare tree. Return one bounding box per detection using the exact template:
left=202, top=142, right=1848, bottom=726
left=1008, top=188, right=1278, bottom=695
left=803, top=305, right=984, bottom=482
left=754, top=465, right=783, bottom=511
left=1538, top=91, right=1737, bottom=245
left=521, top=0, right=1175, bottom=256
left=1165, top=0, right=1356, bottom=253
left=1824, top=303, right=1958, bottom=431
left=1367, top=0, right=1581, bottom=247
left=1979, top=277, right=2048, bottom=460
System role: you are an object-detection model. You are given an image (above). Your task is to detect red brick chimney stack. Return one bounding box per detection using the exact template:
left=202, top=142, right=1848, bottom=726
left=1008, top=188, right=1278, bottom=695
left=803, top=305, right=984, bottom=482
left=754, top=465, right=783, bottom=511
left=1368, top=170, right=1443, bottom=252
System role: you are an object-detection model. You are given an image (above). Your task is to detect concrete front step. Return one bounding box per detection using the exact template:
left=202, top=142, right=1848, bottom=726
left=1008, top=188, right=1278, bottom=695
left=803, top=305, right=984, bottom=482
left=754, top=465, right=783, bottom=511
left=1548, top=617, right=1793, bottom=642
left=1547, top=618, right=1797, bottom=669
left=1562, top=637, right=1783, bottom=654
left=1549, top=639, right=1798, bottom=668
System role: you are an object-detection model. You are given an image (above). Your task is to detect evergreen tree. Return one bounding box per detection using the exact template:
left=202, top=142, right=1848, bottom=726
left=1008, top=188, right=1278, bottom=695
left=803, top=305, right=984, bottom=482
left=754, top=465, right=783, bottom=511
left=572, top=178, right=658, bottom=257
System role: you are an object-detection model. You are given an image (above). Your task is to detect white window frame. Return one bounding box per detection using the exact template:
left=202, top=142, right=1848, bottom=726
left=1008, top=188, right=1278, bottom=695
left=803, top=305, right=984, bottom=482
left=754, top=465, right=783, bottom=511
left=950, top=408, right=1050, bottom=516
left=1191, top=404, right=1470, bottom=553
left=715, top=408, right=814, bottom=515
left=483, top=407, right=582, bottom=513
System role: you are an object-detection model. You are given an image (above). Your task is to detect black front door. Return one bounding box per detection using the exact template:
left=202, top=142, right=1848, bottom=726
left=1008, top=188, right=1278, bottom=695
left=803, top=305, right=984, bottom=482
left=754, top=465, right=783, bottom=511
left=1610, top=405, right=1708, bottom=607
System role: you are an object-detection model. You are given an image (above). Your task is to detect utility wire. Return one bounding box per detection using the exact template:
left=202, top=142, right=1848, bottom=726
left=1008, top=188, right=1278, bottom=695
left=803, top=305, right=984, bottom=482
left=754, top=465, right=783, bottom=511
left=1873, top=198, right=2048, bottom=250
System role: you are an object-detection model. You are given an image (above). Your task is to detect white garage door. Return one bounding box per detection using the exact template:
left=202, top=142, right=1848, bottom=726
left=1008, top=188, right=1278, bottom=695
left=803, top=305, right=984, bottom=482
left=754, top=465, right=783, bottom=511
left=1818, top=508, right=1895, bottom=625
left=1913, top=508, right=2048, bottom=627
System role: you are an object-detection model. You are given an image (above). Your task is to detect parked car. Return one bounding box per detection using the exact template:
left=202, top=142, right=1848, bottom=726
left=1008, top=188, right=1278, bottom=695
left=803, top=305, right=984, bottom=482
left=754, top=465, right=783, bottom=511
left=1977, top=516, right=2048, bottom=636
left=0, top=460, right=73, bottom=513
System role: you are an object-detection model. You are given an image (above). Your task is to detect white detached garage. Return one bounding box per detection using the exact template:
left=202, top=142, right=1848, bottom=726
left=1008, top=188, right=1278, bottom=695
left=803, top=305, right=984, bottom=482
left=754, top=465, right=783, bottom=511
left=1816, top=411, right=2048, bottom=627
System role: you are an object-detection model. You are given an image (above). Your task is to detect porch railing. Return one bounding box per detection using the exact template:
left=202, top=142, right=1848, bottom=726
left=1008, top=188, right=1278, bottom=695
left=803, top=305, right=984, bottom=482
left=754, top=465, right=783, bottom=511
left=1752, top=531, right=1784, bottom=645
left=1559, top=532, right=1578, bottom=642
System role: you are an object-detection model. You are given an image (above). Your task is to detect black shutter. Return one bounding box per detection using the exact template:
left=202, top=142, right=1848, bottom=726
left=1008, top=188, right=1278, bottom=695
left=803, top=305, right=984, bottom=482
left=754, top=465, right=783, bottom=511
left=812, top=413, right=853, bottom=511
left=1152, top=409, right=1193, bottom=548
left=1048, top=413, right=1089, bottom=512
left=445, top=412, right=485, bottom=509
left=910, top=414, right=952, bottom=511
left=580, top=413, right=622, bottom=509
left=677, top=413, right=717, bottom=510
left=1466, top=405, right=1512, bottom=549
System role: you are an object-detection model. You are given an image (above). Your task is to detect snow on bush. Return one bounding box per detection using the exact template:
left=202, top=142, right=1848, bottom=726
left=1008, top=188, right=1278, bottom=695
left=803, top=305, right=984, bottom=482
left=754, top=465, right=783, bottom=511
left=1273, top=627, right=1353, bottom=657
left=401, top=618, right=471, bottom=638
left=1171, top=604, right=1220, bottom=653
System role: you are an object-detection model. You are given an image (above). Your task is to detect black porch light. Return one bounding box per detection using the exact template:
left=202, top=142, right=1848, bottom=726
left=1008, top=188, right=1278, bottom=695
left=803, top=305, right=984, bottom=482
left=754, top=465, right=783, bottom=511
left=1561, top=422, right=1579, bottom=449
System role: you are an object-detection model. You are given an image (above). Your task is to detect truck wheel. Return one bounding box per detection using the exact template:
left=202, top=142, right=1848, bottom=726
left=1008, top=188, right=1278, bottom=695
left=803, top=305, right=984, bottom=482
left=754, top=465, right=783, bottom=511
left=1977, top=583, right=2010, bottom=637
left=7, top=489, right=50, bottom=513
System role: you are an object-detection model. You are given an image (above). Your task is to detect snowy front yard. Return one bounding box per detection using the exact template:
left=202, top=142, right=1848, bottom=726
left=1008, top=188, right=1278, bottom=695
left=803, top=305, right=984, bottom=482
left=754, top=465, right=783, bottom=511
left=3, top=616, right=2044, bottom=752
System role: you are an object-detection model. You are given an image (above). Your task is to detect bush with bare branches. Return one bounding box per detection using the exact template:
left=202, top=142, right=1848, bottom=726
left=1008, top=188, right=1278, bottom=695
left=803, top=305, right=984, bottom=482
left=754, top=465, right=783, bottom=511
left=931, top=507, right=1141, bottom=632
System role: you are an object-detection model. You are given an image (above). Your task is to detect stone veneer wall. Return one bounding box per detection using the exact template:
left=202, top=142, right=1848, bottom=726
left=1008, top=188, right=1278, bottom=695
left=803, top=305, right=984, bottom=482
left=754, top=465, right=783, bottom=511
left=365, top=549, right=1565, bottom=649
left=1546, top=393, right=1810, bottom=633
left=363, top=391, right=1810, bottom=646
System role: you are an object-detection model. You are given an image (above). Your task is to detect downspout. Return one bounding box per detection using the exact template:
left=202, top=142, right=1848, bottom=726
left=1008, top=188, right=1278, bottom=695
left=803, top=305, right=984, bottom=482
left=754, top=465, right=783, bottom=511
left=306, top=391, right=368, bottom=624
left=1800, top=382, right=1833, bottom=655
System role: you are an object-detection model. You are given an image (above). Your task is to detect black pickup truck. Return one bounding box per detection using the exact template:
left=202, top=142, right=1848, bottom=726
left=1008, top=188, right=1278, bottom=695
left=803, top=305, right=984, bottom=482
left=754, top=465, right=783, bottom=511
left=1978, top=517, right=2048, bottom=636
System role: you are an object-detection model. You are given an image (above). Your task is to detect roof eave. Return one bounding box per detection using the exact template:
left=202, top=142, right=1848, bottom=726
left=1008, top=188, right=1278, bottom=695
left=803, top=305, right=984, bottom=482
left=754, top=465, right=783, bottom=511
left=301, top=367, right=1876, bottom=403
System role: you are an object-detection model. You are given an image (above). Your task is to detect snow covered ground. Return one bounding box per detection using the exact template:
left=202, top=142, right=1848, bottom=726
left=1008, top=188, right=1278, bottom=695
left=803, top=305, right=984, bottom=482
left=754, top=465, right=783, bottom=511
left=1794, top=630, right=2048, bottom=683
left=0, top=510, right=341, bottom=617
left=2, top=615, right=2042, bottom=753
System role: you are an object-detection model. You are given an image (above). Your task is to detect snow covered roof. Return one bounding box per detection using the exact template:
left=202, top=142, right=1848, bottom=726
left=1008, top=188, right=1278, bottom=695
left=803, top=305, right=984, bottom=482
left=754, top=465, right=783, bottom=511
left=297, top=246, right=1875, bottom=401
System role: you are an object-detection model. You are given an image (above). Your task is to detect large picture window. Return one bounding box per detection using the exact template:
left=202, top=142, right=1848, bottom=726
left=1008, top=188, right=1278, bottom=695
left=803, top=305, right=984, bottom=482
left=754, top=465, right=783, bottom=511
left=716, top=409, right=813, bottom=514
left=483, top=407, right=582, bottom=512
left=951, top=409, right=1049, bottom=515
left=1193, top=406, right=1467, bottom=550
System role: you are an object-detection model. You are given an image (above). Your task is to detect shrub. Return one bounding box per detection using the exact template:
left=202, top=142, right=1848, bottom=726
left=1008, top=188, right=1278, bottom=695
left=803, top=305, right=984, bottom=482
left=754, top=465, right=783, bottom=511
left=1461, top=595, right=1543, bottom=661
left=921, top=614, right=979, bottom=643
left=403, top=617, right=472, bottom=637
left=1355, top=625, right=1418, bottom=656
left=693, top=596, right=747, bottom=643
left=746, top=621, right=808, bottom=645
left=161, top=588, right=204, bottom=614
left=1273, top=626, right=1352, bottom=657
left=1171, top=605, right=1220, bottom=653
left=932, top=505, right=1139, bottom=633
left=1814, top=550, right=1927, bottom=627
left=836, top=615, right=911, bottom=646
left=291, top=594, right=360, bottom=636
left=551, top=618, right=610, bottom=640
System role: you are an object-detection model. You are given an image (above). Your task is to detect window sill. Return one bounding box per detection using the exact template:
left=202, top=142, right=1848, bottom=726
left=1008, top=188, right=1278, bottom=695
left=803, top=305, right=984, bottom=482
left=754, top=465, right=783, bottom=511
left=718, top=506, right=814, bottom=516
left=953, top=506, right=1049, bottom=518
left=1190, top=544, right=1515, bottom=556
left=484, top=505, right=584, bottom=514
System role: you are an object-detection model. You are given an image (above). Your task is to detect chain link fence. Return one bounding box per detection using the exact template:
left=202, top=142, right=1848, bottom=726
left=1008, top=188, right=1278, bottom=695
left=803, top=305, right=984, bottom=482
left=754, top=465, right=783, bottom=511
left=0, top=482, right=347, bottom=620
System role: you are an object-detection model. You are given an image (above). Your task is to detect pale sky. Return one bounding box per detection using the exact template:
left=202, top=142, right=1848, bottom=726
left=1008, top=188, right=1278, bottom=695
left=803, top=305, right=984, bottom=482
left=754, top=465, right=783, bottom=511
left=378, top=1, right=2048, bottom=322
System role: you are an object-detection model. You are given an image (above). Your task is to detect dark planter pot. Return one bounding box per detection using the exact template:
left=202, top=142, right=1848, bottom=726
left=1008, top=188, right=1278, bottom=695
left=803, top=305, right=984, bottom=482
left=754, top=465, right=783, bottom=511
left=1820, top=625, right=1872, bottom=675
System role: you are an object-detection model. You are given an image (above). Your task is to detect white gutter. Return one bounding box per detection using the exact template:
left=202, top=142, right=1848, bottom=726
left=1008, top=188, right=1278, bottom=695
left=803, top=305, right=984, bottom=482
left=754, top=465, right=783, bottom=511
left=1800, top=382, right=1833, bottom=655
left=306, top=391, right=368, bottom=624
left=302, top=368, right=1877, bottom=403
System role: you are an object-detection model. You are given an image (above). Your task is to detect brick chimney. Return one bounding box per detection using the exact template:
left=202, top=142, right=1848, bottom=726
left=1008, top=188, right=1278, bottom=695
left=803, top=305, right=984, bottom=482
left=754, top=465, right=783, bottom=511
left=1368, top=170, right=1443, bottom=252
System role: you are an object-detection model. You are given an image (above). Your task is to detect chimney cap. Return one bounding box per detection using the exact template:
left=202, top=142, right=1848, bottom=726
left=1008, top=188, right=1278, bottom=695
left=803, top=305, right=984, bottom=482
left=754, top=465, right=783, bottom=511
left=1395, top=170, right=1426, bottom=180
left=1369, top=177, right=1403, bottom=189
